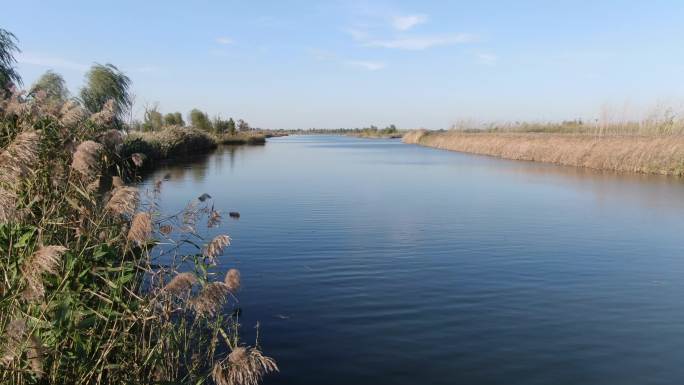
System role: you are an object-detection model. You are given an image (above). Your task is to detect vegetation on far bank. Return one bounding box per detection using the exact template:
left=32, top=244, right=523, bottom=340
left=0, top=27, right=277, bottom=385
left=404, top=120, right=684, bottom=176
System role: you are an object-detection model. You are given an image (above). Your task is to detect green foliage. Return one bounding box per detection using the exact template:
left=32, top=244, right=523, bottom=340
left=30, top=70, right=68, bottom=103
left=189, top=108, right=212, bottom=132
left=80, top=63, right=132, bottom=121
left=142, top=104, right=163, bottom=131
left=0, top=28, right=21, bottom=93
left=237, top=119, right=250, bottom=132
left=213, top=116, right=236, bottom=135
left=164, top=111, right=184, bottom=126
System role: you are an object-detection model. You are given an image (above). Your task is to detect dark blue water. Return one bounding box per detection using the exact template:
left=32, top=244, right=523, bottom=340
left=140, top=136, right=684, bottom=385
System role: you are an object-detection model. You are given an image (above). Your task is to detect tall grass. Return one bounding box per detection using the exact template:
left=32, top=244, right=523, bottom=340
left=403, top=129, right=684, bottom=176
left=0, top=90, right=276, bottom=384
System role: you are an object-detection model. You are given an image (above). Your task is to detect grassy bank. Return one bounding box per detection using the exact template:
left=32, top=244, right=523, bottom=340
left=403, top=129, right=684, bottom=176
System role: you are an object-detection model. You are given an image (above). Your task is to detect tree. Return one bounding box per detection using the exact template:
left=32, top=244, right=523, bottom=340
left=164, top=112, right=184, bottom=126
left=0, top=28, right=21, bottom=95
left=237, top=119, right=250, bottom=132
left=142, top=104, right=163, bottom=131
left=227, top=117, right=236, bottom=135
left=80, top=63, right=132, bottom=121
left=189, top=108, right=212, bottom=131
left=30, top=70, right=68, bottom=102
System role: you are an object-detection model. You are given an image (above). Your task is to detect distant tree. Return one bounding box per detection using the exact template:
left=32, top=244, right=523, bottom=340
left=213, top=116, right=228, bottom=134
left=80, top=63, right=132, bottom=122
left=0, top=28, right=21, bottom=95
left=383, top=124, right=397, bottom=134
left=164, top=112, right=184, bottom=126
left=237, top=119, right=250, bottom=132
left=30, top=70, right=68, bottom=102
left=189, top=108, right=212, bottom=131
left=142, top=104, right=163, bottom=131
left=227, top=117, right=236, bottom=135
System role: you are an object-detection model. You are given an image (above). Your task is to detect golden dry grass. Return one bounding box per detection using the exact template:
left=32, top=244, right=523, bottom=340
left=403, top=130, right=684, bottom=176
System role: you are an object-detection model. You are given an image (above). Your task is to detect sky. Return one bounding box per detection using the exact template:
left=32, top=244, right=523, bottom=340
left=4, top=0, right=684, bottom=129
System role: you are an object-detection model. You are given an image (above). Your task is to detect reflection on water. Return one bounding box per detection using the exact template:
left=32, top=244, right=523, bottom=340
left=140, top=136, right=684, bottom=385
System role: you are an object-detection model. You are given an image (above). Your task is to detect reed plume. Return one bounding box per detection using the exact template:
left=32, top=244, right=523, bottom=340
left=224, top=269, right=240, bottom=292
left=70, top=140, right=103, bottom=181
left=0, top=318, right=45, bottom=378
left=203, top=235, right=231, bottom=263
left=127, top=212, right=152, bottom=245
left=130, top=153, right=144, bottom=167
left=212, top=347, right=278, bottom=385
left=89, top=99, right=116, bottom=126
left=99, top=129, right=124, bottom=151
left=1, top=318, right=26, bottom=365
left=207, top=209, right=222, bottom=228
left=161, top=272, right=198, bottom=296
left=0, top=130, right=40, bottom=222
left=190, top=282, right=229, bottom=317
left=20, top=245, right=68, bottom=301
left=105, top=186, right=139, bottom=216
left=58, top=99, right=85, bottom=126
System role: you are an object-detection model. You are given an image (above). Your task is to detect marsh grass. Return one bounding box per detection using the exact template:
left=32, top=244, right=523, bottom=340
left=403, top=127, right=684, bottom=176
left=0, top=89, right=276, bottom=384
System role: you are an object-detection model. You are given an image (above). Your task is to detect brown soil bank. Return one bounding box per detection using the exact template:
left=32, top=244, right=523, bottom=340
left=403, top=130, right=684, bottom=176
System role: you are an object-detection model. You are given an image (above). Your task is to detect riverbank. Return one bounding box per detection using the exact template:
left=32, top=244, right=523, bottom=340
left=403, top=130, right=684, bottom=176
left=121, top=128, right=285, bottom=168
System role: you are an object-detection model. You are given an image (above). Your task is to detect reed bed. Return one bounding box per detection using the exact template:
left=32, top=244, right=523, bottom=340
left=122, top=126, right=218, bottom=166
left=0, top=90, right=276, bottom=384
left=403, top=129, right=684, bottom=176
left=216, top=132, right=266, bottom=145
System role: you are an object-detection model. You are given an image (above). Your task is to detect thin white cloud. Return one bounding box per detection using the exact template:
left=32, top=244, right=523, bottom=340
left=347, top=60, right=386, bottom=71
left=476, top=53, right=498, bottom=66
left=17, top=52, right=88, bottom=72
left=216, top=36, right=234, bottom=45
left=392, top=14, right=427, bottom=31
left=364, top=33, right=476, bottom=50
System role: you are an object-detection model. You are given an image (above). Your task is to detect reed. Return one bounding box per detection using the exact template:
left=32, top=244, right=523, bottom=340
left=403, top=129, right=684, bottom=176
left=0, top=88, right=275, bottom=385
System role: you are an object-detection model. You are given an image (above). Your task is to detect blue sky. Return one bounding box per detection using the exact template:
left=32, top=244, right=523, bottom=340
left=4, top=0, right=684, bottom=129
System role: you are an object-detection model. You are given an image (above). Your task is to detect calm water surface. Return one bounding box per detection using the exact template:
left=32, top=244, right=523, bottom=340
left=140, top=136, right=684, bottom=385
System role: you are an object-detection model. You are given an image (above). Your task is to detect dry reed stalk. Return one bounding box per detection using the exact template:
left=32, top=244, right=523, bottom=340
left=127, top=212, right=152, bottom=245
left=212, top=347, right=278, bottom=385
left=224, top=269, right=240, bottom=292
left=20, top=245, right=68, bottom=301
left=105, top=186, right=139, bottom=216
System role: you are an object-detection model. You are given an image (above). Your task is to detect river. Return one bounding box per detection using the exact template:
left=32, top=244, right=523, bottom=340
left=139, top=135, right=684, bottom=385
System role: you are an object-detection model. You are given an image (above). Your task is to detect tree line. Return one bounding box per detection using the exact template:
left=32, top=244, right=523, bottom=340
left=0, top=28, right=252, bottom=135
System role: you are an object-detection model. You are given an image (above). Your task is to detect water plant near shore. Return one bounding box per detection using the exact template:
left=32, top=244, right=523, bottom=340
left=0, top=89, right=277, bottom=384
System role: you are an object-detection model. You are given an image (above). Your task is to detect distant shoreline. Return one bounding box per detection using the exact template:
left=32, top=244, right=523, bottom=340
left=403, top=130, right=684, bottom=176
